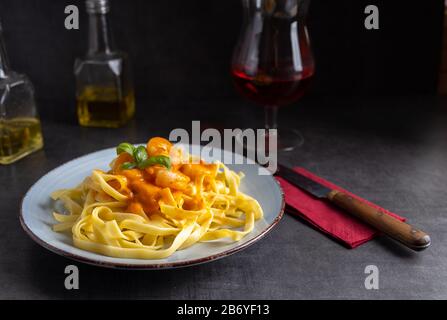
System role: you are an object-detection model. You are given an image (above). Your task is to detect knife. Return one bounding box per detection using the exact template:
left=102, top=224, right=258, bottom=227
left=276, top=164, right=431, bottom=251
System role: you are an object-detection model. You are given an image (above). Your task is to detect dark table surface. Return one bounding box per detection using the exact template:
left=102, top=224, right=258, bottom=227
left=1, top=95, right=447, bottom=299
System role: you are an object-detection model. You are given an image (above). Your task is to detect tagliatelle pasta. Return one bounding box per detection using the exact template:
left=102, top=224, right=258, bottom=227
left=51, top=137, right=263, bottom=259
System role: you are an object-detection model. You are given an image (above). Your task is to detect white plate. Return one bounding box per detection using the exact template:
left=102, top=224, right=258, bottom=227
left=20, top=145, right=284, bottom=269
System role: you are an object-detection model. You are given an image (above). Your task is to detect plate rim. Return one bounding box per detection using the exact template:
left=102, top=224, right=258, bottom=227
left=19, top=147, right=285, bottom=270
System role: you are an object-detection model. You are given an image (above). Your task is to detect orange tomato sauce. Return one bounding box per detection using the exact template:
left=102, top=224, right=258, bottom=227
left=107, top=137, right=218, bottom=217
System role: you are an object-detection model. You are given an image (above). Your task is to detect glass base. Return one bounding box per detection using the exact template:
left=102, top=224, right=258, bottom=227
left=235, top=128, right=304, bottom=153
left=274, top=128, right=304, bottom=151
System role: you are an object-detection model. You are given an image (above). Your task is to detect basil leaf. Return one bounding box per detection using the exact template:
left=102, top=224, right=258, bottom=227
left=134, top=145, right=148, bottom=163
left=121, top=162, right=137, bottom=170
left=116, top=142, right=135, bottom=156
left=138, top=155, right=171, bottom=170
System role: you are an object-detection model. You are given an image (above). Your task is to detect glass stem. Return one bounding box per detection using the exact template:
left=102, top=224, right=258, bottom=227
left=264, top=105, right=278, bottom=130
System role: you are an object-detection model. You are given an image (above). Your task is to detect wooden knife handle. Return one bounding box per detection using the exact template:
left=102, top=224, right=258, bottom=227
left=327, top=190, right=431, bottom=251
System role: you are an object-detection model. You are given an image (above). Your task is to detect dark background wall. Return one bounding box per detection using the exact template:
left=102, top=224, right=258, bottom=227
left=0, top=0, right=444, bottom=104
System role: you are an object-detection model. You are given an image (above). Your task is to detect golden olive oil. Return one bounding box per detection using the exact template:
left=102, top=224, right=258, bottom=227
left=76, top=86, right=135, bottom=128
left=0, top=117, right=43, bottom=164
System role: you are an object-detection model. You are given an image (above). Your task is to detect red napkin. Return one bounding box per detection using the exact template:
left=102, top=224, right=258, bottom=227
left=276, top=167, right=405, bottom=248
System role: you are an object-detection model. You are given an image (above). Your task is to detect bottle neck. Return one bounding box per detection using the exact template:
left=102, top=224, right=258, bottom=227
left=87, top=13, right=115, bottom=56
left=0, top=33, right=10, bottom=78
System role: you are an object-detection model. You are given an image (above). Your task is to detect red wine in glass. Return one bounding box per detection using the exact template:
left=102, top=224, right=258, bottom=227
left=231, top=66, right=313, bottom=107
left=231, top=0, right=314, bottom=151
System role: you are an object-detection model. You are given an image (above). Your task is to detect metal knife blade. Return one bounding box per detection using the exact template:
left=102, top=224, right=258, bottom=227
left=276, top=164, right=331, bottom=198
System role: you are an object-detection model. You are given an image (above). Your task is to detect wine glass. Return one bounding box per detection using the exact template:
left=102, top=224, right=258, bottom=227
left=231, top=0, right=314, bottom=151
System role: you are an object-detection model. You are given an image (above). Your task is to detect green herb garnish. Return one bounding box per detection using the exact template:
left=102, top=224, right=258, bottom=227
left=121, top=162, right=137, bottom=170
left=116, top=142, right=135, bottom=156
left=134, top=145, right=148, bottom=163
left=138, top=155, right=171, bottom=170
left=116, top=142, right=171, bottom=170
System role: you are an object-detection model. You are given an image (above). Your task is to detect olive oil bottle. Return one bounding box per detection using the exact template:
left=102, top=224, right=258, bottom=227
left=0, top=118, right=43, bottom=164
left=74, top=0, right=135, bottom=128
left=0, top=21, right=43, bottom=165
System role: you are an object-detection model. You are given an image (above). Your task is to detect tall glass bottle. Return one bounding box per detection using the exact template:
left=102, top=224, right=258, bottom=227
left=75, top=0, right=135, bottom=128
left=0, top=21, right=43, bottom=165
